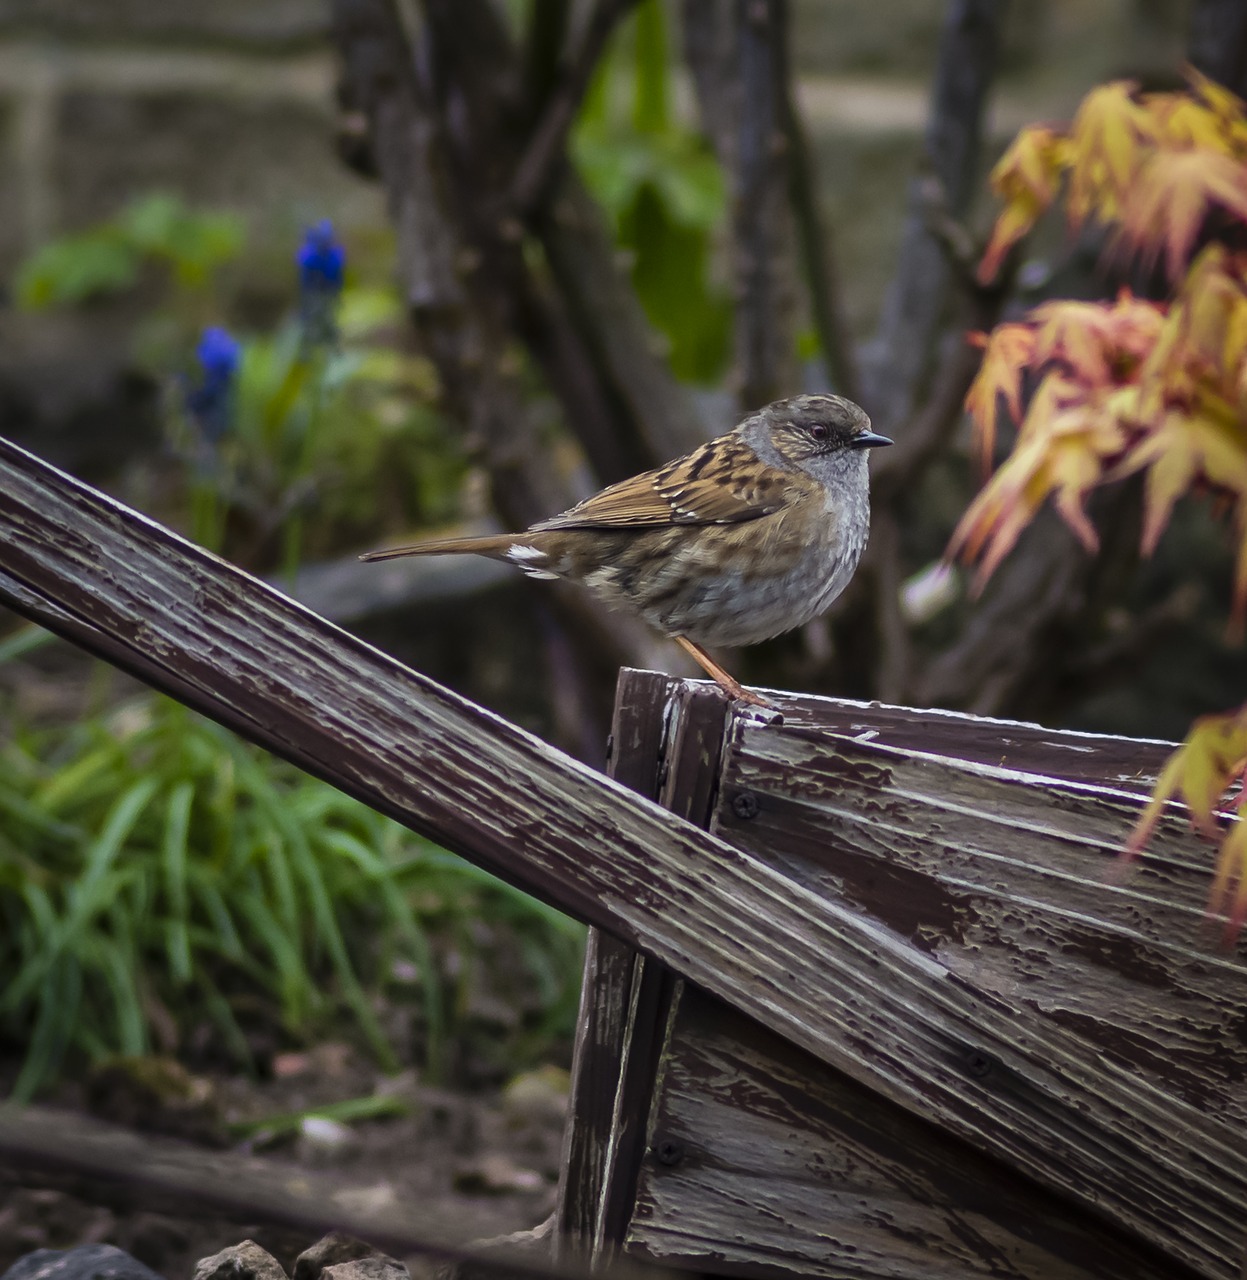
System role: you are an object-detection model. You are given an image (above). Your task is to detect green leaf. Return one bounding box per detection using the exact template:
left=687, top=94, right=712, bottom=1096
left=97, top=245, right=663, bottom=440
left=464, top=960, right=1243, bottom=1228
left=229, top=1092, right=409, bottom=1139
left=14, top=234, right=140, bottom=308
left=161, top=782, right=194, bottom=982
left=0, top=625, right=57, bottom=666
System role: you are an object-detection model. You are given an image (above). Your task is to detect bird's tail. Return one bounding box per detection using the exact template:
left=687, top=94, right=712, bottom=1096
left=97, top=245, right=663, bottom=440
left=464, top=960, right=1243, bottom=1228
left=359, top=533, right=521, bottom=563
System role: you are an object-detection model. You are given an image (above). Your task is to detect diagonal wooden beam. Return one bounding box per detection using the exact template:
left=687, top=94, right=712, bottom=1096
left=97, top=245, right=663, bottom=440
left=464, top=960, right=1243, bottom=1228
left=0, top=435, right=1243, bottom=1279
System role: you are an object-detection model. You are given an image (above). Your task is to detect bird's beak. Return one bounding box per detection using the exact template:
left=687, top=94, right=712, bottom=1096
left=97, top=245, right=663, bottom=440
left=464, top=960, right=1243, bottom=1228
left=852, top=431, right=893, bottom=449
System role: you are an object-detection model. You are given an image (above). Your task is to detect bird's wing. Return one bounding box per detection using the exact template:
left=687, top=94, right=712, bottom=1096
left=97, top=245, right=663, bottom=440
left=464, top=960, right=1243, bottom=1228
left=532, top=436, right=790, bottom=530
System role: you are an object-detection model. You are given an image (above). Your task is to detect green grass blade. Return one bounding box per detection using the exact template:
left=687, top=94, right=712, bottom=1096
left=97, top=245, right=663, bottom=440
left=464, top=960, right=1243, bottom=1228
left=161, top=781, right=194, bottom=982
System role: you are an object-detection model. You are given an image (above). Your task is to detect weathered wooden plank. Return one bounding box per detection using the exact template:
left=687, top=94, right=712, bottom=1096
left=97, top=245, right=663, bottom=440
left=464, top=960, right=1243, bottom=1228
left=626, top=989, right=1203, bottom=1280
left=715, top=723, right=1247, bottom=1131
left=556, top=674, right=731, bottom=1264
left=558, top=671, right=678, bottom=1262
left=753, top=692, right=1175, bottom=794
left=555, top=671, right=675, bottom=1261
left=593, top=683, right=729, bottom=1253
left=719, top=720, right=1229, bottom=923
left=555, top=932, right=641, bottom=1260
left=0, top=439, right=1243, bottom=1277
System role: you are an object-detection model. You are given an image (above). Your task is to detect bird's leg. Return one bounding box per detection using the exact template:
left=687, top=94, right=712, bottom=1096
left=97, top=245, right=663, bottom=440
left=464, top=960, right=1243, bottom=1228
left=673, top=636, right=772, bottom=708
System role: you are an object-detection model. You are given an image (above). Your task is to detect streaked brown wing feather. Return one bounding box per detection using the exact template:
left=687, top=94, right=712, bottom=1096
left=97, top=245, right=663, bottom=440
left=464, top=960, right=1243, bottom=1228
left=532, top=435, right=789, bottom=530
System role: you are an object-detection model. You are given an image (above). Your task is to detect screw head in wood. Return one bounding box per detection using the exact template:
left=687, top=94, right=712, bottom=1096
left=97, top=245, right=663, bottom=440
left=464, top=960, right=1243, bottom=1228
left=732, top=791, right=760, bottom=820
left=654, top=1137, right=684, bottom=1166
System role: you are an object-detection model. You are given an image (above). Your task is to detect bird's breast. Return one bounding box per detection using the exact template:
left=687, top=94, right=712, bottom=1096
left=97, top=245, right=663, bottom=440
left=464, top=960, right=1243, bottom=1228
left=642, top=497, right=869, bottom=648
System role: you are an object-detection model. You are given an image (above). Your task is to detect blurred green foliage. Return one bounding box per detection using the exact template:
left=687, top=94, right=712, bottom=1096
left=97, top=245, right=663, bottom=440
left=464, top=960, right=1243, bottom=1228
left=172, top=285, right=462, bottom=570
left=574, top=0, right=730, bottom=381
left=0, top=629, right=586, bottom=1102
left=15, top=194, right=244, bottom=309
left=10, top=194, right=469, bottom=571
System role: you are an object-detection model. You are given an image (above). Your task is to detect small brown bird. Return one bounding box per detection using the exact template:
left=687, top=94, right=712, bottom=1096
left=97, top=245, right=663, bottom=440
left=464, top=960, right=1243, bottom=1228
left=362, top=394, right=890, bottom=705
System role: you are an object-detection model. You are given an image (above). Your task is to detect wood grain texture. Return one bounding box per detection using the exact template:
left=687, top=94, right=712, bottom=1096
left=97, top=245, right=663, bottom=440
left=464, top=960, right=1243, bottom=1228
left=714, top=721, right=1247, bottom=1130
left=594, top=682, right=731, bottom=1251
left=707, top=706, right=1245, bottom=1279
left=555, top=672, right=673, bottom=1261
left=556, top=674, right=730, bottom=1263
left=1, top=441, right=1243, bottom=1277
left=749, top=691, right=1176, bottom=792
left=627, top=989, right=1204, bottom=1280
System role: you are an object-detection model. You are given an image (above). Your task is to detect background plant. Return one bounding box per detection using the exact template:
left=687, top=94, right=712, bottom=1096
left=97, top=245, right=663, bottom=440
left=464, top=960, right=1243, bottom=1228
left=0, top=628, right=585, bottom=1102
left=15, top=193, right=243, bottom=314
left=950, top=69, right=1247, bottom=937
left=573, top=0, right=730, bottom=382
left=16, top=198, right=466, bottom=571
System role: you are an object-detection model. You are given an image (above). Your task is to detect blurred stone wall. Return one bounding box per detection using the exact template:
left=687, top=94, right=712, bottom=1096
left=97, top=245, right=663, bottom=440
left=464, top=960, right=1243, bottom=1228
left=0, top=0, right=1191, bottom=272
left=0, top=0, right=383, bottom=274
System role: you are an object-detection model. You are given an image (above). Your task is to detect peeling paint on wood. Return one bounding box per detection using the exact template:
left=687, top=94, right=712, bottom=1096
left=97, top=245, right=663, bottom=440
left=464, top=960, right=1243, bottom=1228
left=627, top=988, right=1203, bottom=1280
left=714, top=722, right=1247, bottom=1130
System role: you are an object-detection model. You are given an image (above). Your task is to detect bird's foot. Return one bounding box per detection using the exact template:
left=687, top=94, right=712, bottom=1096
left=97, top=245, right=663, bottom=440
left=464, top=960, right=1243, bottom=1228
left=673, top=635, right=778, bottom=714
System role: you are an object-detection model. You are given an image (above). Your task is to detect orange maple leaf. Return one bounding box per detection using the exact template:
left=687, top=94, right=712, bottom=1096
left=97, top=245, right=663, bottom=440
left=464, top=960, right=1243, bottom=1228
left=1029, top=292, right=1164, bottom=387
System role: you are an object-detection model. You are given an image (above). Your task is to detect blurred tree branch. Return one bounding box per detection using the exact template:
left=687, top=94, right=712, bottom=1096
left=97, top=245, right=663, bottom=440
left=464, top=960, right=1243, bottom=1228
left=684, top=0, right=799, bottom=409
left=512, top=0, right=642, bottom=215
left=858, top=0, right=1006, bottom=435
left=778, top=44, right=860, bottom=403
left=1188, top=0, right=1247, bottom=96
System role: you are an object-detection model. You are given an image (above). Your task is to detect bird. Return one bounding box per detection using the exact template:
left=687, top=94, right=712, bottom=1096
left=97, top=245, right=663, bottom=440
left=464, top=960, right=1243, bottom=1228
left=361, top=393, right=891, bottom=706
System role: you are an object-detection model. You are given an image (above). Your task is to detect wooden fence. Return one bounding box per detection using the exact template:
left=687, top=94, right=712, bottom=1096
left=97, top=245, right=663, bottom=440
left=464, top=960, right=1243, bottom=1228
left=1, top=434, right=1244, bottom=1280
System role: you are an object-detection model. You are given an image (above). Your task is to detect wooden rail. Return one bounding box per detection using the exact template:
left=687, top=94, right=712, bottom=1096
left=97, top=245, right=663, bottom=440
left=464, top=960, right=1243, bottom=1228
left=1, top=435, right=1244, bottom=1279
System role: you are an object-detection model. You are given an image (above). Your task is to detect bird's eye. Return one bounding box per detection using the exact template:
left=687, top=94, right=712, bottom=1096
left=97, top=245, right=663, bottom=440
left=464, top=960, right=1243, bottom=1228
left=809, top=422, right=828, bottom=441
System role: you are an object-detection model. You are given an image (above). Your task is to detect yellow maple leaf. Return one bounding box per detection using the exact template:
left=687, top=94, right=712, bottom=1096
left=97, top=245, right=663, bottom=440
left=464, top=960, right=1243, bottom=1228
left=978, top=127, right=1071, bottom=283
left=1117, top=149, right=1247, bottom=279
left=1186, top=64, right=1247, bottom=148
left=1125, top=706, right=1247, bottom=942
left=1066, top=81, right=1156, bottom=228
left=1157, top=246, right=1247, bottom=397
left=1208, top=819, right=1247, bottom=945
left=963, top=325, right=1036, bottom=469
left=1145, top=92, right=1236, bottom=155
left=949, top=376, right=1126, bottom=583
left=1107, top=396, right=1247, bottom=624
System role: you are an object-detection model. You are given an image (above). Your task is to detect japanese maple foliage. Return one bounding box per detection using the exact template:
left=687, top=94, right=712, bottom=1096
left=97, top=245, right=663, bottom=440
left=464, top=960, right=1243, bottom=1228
left=951, top=68, right=1247, bottom=938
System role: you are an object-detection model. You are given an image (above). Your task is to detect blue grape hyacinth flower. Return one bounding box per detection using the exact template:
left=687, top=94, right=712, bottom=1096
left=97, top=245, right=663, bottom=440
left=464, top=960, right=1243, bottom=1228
left=297, top=219, right=345, bottom=349
left=185, top=325, right=241, bottom=444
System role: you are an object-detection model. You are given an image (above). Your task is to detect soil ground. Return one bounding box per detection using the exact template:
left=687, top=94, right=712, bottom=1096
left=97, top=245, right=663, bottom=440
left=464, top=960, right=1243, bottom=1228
left=0, top=1045, right=568, bottom=1280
